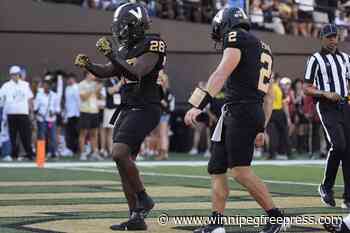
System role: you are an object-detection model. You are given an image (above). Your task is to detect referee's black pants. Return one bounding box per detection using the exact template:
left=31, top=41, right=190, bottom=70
left=7, top=114, right=34, bottom=160
left=316, top=101, right=350, bottom=201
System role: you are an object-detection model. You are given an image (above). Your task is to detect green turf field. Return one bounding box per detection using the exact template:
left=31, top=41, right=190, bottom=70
left=0, top=161, right=348, bottom=233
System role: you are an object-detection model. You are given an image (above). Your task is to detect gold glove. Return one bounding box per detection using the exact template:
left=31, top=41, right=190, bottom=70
left=74, top=54, right=90, bottom=68
left=96, top=37, right=112, bottom=56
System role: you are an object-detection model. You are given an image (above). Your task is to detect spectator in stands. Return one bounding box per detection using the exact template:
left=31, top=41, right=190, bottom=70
left=0, top=93, right=11, bottom=162
left=182, top=0, right=202, bottom=22
left=51, top=71, right=65, bottom=157
left=156, top=71, right=175, bottom=160
left=82, top=0, right=101, bottom=8
left=266, top=74, right=292, bottom=159
left=103, top=78, right=123, bottom=157
left=303, top=93, right=325, bottom=158
left=34, top=78, right=60, bottom=159
left=295, top=0, right=315, bottom=37
left=262, top=0, right=286, bottom=34
left=313, top=0, right=330, bottom=37
left=0, top=66, right=35, bottom=161
left=292, top=79, right=309, bottom=154
left=202, top=0, right=215, bottom=23
left=156, top=0, right=176, bottom=19
left=335, top=9, right=350, bottom=40
left=278, top=0, right=296, bottom=34
left=250, top=0, right=266, bottom=30
left=216, top=0, right=229, bottom=10
left=96, top=81, right=107, bottom=157
left=327, top=0, right=338, bottom=22
left=78, top=72, right=103, bottom=161
left=280, top=77, right=295, bottom=137
left=64, top=73, right=80, bottom=154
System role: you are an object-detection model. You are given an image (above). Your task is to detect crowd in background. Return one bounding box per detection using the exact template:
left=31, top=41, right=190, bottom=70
left=35, top=0, right=350, bottom=39
left=0, top=64, right=335, bottom=161
left=0, top=66, right=174, bottom=162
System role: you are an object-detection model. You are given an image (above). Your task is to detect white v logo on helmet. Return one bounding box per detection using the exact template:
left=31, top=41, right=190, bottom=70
left=114, top=3, right=132, bottom=21
left=129, top=7, right=143, bottom=20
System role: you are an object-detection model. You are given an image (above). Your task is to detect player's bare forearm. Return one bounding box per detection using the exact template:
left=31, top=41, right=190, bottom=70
left=86, top=62, right=119, bottom=79
left=206, top=72, right=227, bottom=97
left=206, top=48, right=241, bottom=97
left=263, top=85, right=274, bottom=128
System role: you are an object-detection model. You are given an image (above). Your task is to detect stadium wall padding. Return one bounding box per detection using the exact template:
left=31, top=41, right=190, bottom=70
left=1, top=0, right=349, bottom=102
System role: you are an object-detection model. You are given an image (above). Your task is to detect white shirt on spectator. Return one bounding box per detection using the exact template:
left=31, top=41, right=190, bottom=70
left=65, top=83, right=80, bottom=118
left=34, top=90, right=60, bottom=122
left=0, top=79, right=33, bottom=115
left=79, top=79, right=99, bottom=114
left=296, top=0, right=314, bottom=12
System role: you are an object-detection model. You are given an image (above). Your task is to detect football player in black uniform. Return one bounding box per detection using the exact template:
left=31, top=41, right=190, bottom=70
left=185, top=7, right=286, bottom=233
left=74, top=3, right=166, bottom=231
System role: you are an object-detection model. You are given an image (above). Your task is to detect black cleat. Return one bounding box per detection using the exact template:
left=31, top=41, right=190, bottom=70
left=259, top=222, right=288, bottom=233
left=193, top=224, right=225, bottom=233
left=136, top=194, right=155, bottom=218
left=319, top=184, right=336, bottom=207
left=110, top=212, right=147, bottom=231
left=323, top=222, right=343, bottom=232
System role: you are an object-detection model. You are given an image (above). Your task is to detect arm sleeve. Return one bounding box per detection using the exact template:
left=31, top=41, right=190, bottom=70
left=304, top=56, right=318, bottom=84
left=86, top=62, right=120, bottom=78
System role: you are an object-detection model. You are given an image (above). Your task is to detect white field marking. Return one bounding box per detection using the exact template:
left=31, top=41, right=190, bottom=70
left=0, top=160, right=328, bottom=168
left=60, top=167, right=343, bottom=188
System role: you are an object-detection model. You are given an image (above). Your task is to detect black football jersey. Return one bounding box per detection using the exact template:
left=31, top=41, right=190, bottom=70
left=222, top=29, right=273, bottom=103
left=117, top=34, right=167, bottom=106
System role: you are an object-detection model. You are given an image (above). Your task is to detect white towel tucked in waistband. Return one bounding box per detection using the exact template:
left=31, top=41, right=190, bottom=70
left=211, top=104, right=228, bottom=142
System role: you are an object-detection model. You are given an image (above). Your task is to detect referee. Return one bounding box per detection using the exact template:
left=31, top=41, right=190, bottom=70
left=304, top=23, right=350, bottom=209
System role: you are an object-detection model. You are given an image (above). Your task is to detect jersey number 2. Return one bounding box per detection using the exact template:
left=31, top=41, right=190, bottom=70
left=150, top=41, right=165, bottom=53
left=258, top=53, right=272, bottom=93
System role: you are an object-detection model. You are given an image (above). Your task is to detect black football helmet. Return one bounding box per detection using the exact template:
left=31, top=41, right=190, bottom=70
left=211, top=7, right=251, bottom=43
left=111, top=3, right=150, bottom=48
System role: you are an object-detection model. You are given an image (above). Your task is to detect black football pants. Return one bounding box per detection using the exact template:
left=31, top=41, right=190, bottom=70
left=316, top=101, right=350, bottom=201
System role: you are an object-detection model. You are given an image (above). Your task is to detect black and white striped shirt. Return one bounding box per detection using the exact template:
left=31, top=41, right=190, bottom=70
left=305, top=48, right=350, bottom=97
